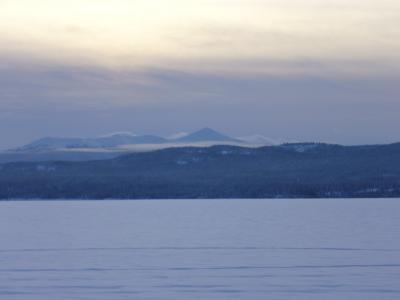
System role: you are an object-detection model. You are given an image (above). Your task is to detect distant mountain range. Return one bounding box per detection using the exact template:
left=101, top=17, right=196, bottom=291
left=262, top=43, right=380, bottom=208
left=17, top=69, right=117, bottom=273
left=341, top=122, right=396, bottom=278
left=14, top=128, right=272, bottom=152
left=0, top=128, right=282, bottom=163
left=18, top=133, right=168, bottom=151
left=1, top=142, right=400, bottom=199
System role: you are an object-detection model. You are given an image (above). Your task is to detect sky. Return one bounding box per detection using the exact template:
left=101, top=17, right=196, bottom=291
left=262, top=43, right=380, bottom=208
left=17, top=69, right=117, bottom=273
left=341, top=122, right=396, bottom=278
left=1, top=0, right=399, bottom=149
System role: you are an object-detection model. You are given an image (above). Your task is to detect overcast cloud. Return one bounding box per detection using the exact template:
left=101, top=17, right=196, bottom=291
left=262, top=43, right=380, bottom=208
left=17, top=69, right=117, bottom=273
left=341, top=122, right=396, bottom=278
left=0, top=0, right=399, bottom=149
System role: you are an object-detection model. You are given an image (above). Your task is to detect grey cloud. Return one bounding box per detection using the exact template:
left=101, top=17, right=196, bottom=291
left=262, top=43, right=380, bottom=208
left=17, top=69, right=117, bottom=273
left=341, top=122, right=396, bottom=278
left=0, top=62, right=399, bottom=150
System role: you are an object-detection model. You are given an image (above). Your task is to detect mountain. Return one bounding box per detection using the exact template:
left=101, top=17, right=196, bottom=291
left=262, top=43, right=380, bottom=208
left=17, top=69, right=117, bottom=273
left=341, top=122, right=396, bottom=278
left=10, top=128, right=241, bottom=154
left=17, top=137, right=94, bottom=151
left=1, top=142, right=400, bottom=199
left=94, top=133, right=138, bottom=147
left=16, top=133, right=167, bottom=151
left=174, top=127, right=241, bottom=143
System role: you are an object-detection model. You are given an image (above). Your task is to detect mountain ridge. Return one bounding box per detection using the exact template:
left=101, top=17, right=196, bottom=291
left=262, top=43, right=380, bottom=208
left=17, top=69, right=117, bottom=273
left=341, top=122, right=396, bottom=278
left=173, top=127, right=241, bottom=143
left=13, top=128, right=245, bottom=152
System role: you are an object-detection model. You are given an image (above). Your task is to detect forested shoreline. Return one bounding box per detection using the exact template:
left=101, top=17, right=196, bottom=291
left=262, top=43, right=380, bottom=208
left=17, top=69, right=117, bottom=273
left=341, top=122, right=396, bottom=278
left=1, top=143, right=400, bottom=200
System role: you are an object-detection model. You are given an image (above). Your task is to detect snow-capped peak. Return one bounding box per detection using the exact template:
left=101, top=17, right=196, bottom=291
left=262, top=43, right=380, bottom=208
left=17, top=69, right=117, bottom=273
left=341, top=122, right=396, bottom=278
left=168, top=132, right=189, bottom=140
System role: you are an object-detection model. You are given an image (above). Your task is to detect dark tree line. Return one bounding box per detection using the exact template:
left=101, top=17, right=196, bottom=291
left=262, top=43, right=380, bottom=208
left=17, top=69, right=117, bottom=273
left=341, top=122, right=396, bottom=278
left=1, top=143, right=400, bottom=200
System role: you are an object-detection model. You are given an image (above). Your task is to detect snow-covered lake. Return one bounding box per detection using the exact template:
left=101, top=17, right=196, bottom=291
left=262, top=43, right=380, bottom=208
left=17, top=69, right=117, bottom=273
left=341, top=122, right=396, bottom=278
left=0, top=199, right=399, bottom=300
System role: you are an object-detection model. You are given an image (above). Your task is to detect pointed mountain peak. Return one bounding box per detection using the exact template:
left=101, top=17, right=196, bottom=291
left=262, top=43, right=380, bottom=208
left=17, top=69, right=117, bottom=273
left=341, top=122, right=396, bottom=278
left=176, top=127, right=239, bottom=143
left=196, top=127, right=220, bottom=134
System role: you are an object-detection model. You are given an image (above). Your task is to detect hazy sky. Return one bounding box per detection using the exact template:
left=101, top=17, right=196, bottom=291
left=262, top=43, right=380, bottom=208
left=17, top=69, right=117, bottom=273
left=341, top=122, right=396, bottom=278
left=1, top=0, right=399, bottom=149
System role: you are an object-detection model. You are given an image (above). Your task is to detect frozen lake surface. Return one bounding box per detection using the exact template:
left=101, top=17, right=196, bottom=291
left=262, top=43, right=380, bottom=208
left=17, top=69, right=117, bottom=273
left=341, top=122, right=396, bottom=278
left=0, top=198, right=400, bottom=300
